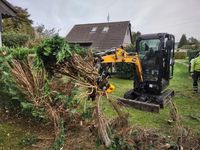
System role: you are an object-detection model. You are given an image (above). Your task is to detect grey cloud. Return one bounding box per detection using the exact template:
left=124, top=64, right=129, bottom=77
left=8, top=0, right=200, bottom=41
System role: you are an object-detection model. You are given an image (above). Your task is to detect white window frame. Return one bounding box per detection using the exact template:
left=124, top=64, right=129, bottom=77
left=102, top=27, right=109, bottom=33
left=91, top=27, right=97, bottom=32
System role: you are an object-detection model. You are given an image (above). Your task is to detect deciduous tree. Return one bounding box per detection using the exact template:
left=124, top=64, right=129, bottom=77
left=35, top=24, right=59, bottom=39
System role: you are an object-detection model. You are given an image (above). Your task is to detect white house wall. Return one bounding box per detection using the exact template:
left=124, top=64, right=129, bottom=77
left=123, top=27, right=131, bottom=47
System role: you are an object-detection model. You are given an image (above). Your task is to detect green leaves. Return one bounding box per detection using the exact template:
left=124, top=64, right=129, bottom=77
left=56, top=43, right=71, bottom=63
left=116, top=62, right=134, bottom=79
left=37, top=35, right=70, bottom=63
left=36, top=35, right=88, bottom=75
left=11, top=47, right=34, bottom=60
left=36, top=36, right=69, bottom=74
left=0, top=47, right=34, bottom=111
left=2, top=32, right=29, bottom=48
left=21, top=102, right=33, bottom=110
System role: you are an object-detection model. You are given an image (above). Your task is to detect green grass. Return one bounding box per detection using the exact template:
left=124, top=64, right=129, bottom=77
left=0, top=120, right=40, bottom=150
left=177, top=58, right=189, bottom=64
left=0, top=122, right=29, bottom=149
left=103, top=63, right=200, bottom=131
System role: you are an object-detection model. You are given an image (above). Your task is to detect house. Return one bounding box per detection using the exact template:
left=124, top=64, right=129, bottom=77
left=66, top=21, right=132, bottom=51
left=0, top=0, right=16, bottom=47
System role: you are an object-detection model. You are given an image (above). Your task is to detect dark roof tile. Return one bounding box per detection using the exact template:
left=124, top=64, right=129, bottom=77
left=66, top=21, right=131, bottom=50
left=0, top=0, right=16, bottom=18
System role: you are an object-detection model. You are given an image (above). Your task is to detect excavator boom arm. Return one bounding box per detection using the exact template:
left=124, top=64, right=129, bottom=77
left=101, top=47, right=143, bottom=82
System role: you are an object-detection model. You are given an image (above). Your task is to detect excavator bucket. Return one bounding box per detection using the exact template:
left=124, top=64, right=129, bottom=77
left=118, top=89, right=174, bottom=113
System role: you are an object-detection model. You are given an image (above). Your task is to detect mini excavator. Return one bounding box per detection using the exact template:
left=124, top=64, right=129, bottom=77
left=95, top=33, right=175, bottom=113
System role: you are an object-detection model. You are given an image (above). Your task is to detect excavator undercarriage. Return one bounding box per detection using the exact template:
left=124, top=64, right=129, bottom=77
left=120, top=89, right=174, bottom=112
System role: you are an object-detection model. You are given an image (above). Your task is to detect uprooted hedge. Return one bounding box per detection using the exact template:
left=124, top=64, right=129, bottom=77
left=0, top=45, right=80, bottom=148
left=36, top=36, right=129, bottom=148
left=0, top=36, right=127, bottom=148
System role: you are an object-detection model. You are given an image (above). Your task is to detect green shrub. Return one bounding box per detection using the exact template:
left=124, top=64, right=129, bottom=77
left=115, top=63, right=134, bottom=79
left=2, top=32, right=29, bottom=48
left=0, top=47, right=34, bottom=111
left=115, top=46, right=134, bottom=79
left=174, top=52, right=187, bottom=59
left=36, top=35, right=87, bottom=76
left=0, top=47, right=22, bottom=110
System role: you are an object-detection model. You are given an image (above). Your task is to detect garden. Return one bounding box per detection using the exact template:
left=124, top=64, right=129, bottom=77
left=0, top=35, right=200, bottom=150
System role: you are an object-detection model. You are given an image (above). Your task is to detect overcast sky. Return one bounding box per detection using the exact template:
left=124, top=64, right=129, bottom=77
left=8, top=0, right=200, bottom=41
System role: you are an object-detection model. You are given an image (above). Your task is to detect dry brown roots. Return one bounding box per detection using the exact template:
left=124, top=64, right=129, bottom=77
left=8, top=56, right=75, bottom=139
left=56, top=53, right=99, bottom=91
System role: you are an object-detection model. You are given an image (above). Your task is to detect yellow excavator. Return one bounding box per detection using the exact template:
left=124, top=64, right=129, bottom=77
left=95, top=33, right=175, bottom=112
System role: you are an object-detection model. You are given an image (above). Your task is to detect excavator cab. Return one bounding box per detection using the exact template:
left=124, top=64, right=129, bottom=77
left=122, top=33, right=175, bottom=112
left=135, top=33, right=175, bottom=94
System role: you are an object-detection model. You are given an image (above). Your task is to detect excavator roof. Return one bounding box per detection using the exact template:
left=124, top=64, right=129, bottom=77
left=137, top=33, right=173, bottom=40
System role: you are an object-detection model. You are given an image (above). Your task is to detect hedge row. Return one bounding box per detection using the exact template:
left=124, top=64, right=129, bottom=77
left=2, top=32, right=29, bottom=48
left=115, top=46, right=134, bottom=79
left=115, top=63, right=134, bottom=79
left=174, top=52, right=187, bottom=59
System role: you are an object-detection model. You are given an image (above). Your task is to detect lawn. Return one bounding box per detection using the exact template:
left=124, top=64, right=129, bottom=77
left=103, top=63, right=200, bottom=131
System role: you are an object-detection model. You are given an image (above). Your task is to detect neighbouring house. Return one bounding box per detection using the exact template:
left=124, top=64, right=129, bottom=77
left=66, top=21, right=132, bottom=51
left=0, top=0, right=16, bottom=47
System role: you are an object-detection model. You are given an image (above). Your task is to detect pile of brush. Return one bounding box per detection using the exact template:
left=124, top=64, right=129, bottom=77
left=37, top=36, right=127, bottom=147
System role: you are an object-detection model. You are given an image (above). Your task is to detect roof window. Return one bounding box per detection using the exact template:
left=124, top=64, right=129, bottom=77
left=91, top=27, right=97, bottom=32
left=102, top=27, right=109, bottom=33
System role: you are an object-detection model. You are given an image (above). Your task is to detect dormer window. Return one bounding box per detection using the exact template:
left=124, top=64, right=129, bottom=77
left=91, top=27, right=97, bottom=32
left=102, top=27, right=109, bottom=33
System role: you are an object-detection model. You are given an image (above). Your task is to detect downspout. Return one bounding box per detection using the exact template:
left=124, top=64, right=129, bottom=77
left=129, top=23, right=133, bottom=44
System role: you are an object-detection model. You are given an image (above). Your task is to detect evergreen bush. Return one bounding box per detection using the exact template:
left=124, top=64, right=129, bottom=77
left=2, top=32, right=29, bottom=48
